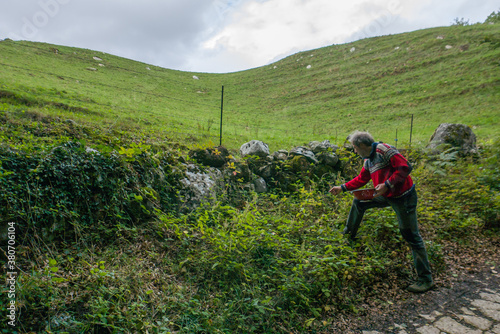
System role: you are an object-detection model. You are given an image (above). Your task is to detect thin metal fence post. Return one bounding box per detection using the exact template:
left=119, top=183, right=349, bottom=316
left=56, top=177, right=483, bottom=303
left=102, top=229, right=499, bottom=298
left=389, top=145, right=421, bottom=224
left=410, top=114, right=414, bottom=148
left=220, top=85, right=224, bottom=146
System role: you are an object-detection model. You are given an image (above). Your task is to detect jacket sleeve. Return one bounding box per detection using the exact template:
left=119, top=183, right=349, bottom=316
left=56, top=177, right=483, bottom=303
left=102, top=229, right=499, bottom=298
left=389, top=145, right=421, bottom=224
left=342, top=164, right=371, bottom=191
left=385, top=153, right=412, bottom=190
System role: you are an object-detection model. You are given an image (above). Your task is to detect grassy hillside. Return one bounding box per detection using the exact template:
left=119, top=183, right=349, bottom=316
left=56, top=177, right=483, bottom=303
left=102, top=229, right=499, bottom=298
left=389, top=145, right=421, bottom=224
left=1, top=20, right=499, bottom=334
left=0, top=22, right=499, bottom=152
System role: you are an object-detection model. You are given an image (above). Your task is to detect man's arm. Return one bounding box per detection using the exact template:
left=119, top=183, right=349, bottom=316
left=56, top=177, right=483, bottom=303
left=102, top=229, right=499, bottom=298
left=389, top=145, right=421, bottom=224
left=329, top=185, right=342, bottom=195
left=343, top=165, right=371, bottom=191
left=329, top=165, right=371, bottom=196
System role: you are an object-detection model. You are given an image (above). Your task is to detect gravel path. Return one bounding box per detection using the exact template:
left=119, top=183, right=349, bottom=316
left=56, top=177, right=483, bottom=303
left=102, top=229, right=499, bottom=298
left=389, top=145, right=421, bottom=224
left=359, top=269, right=500, bottom=334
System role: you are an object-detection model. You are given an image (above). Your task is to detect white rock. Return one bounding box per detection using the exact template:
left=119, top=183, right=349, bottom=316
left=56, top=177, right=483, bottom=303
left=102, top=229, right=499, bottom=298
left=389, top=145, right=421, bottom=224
left=472, top=299, right=500, bottom=311
left=461, top=307, right=475, bottom=315
left=416, top=326, right=440, bottom=334
left=471, top=299, right=500, bottom=321
left=434, top=316, right=482, bottom=334
left=85, top=147, right=99, bottom=154
left=193, top=75, right=199, bottom=80
left=306, top=65, right=312, bottom=69
left=460, top=314, right=492, bottom=330
left=445, top=45, right=453, bottom=49
left=240, top=140, right=270, bottom=158
left=419, top=314, right=436, bottom=321
left=419, top=310, right=443, bottom=322
left=350, top=47, right=356, bottom=52
left=93, top=56, right=102, bottom=61
left=480, top=292, right=500, bottom=304
left=179, top=165, right=223, bottom=212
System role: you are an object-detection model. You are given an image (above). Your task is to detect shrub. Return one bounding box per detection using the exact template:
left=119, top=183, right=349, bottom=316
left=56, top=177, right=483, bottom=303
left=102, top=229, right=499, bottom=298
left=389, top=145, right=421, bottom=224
left=0, top=141, right=181, bottom=243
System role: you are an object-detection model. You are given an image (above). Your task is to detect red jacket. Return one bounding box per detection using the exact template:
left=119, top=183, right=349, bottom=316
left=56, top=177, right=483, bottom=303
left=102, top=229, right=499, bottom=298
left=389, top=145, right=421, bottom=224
left=341, top=143, right=414, bottom=198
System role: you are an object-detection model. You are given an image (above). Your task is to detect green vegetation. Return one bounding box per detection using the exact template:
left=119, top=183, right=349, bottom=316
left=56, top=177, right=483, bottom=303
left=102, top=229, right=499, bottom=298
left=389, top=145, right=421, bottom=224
left=0, top=18, right=499, bottom=333
left=1, top=144, right=499, bottom=333
left=0, top=21, right=499, bottom=151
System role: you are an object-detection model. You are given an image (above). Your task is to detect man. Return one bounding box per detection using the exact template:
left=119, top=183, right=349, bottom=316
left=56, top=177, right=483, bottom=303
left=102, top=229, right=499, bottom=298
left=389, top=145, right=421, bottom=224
left=329, top=131, right=434, bottom=293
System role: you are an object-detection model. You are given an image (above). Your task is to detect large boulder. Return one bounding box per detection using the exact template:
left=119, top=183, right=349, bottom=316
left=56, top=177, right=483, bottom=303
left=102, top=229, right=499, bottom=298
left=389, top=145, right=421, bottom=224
left=308, top=140, right=339, bottom=154
left=289, top=146, right=318, bottom=163
left=240, top=140, right=270, bottom=158
left=179, top=164, right=223, bottom=212
left=272, top=150, right=288, bottom=161
left=307, top=140, right=339, bottom=167
left=253, top=177, right=268, bottom=193
left=316, top=151, right=339, bottom=167
left=428, top=123, right=477, bottom=155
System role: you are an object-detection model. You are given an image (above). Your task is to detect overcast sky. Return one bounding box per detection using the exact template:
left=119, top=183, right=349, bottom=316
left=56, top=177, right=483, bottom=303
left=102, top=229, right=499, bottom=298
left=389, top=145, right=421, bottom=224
left=1, top=0, right=498, bottom=73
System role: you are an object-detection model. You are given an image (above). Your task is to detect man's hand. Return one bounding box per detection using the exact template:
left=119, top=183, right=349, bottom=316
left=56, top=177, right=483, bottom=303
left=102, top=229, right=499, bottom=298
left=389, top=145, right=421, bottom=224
left=374, top=183, right=388, bottom=198
left=329, top=185, right=342, bottom=196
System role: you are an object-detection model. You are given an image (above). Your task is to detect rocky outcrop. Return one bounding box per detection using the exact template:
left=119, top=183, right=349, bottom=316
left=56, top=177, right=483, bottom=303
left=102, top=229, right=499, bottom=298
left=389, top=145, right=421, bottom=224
left=240, top=140, right=270, bottom=158
left=179, top=139, right=344, bottom=211
left=237, top=139, right=342, bottom=192
left=272, top=150, right=288, bottom=161
left=308, top=140, right=339, bottom=154
left=179, top=164, right=224, bottom=212
left=428, top=123, right=477, bottom=155
left=289, top=146, right=318, bottom=163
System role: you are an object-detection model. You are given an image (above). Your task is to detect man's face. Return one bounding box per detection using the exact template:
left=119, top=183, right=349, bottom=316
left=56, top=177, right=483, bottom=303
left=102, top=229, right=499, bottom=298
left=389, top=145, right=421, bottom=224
left=353, top=143, right=371, bottom=158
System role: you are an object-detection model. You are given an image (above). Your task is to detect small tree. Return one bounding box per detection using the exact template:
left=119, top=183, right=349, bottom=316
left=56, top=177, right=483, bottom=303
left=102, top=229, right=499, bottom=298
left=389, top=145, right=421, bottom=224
left=484, top=10, right=500, bottom=24
left=452, top=17, right=470, bottom=26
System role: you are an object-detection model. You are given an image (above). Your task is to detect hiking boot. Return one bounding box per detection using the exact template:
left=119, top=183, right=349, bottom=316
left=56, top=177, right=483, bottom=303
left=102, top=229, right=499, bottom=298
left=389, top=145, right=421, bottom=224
left=407, top=280, right=435, bottom=293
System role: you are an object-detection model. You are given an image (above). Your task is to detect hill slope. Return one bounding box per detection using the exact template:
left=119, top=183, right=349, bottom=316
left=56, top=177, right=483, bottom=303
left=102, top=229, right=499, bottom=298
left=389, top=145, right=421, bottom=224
left=1, top=22, right=500, bottom=334
left=0, top=23, right=499, bottom=152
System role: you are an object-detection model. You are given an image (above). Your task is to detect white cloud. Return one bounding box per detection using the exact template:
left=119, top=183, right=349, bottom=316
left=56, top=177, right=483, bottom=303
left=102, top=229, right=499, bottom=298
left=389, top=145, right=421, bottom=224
left=199, top=0, right=499, bottom=72
left=0, top=0, right=217, bottom=70
left=201, top=0, right=408, bottom=70
left=0, top=0, right=498, bottom=73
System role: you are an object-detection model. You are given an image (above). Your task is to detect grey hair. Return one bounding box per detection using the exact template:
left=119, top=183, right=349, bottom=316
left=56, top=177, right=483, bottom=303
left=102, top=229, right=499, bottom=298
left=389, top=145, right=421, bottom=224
left=349, top=131, right=375, bottom=147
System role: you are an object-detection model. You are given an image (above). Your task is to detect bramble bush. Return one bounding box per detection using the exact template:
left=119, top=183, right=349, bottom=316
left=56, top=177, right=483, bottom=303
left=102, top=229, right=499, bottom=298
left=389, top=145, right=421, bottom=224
left=0, top=140, right=182, bottom=243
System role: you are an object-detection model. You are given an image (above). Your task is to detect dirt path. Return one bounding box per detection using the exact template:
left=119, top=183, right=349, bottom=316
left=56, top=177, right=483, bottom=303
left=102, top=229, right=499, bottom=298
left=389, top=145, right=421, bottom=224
left=325, top=237, right=500, bottom=334
left=358, top=269, right=500, bottom=334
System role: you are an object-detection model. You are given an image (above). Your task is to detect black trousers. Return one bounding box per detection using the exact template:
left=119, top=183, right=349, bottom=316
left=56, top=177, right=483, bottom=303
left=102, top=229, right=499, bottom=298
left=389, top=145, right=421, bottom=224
left=344, top=187, right=432, bottom=282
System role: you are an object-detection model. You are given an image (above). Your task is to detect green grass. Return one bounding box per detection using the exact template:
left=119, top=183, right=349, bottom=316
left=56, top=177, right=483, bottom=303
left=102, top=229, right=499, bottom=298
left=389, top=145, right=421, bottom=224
left=1, top=22, right=499, bottom=152
left=1, top=20, right=500, bottom=334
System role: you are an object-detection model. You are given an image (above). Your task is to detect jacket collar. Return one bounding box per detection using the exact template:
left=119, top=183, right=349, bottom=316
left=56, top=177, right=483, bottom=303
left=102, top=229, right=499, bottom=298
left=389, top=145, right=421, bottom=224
left=368, top=142, right=378, bottom=160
